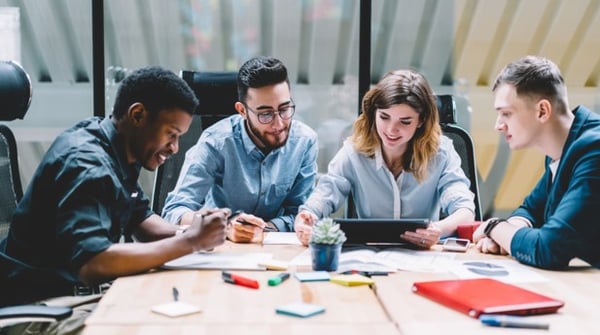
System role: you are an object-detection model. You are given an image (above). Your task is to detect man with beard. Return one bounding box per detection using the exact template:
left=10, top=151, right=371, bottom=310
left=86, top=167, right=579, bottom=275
left=162, top=56, right=318, bottom=243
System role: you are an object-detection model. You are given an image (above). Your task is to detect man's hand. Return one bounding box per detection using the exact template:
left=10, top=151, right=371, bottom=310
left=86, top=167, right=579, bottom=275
left=476, top=237, right=508, bottom=255
left=185, top=208, right=228, bottom=251
left=227, top=212, right=266, bottom=243
left=294, top=211, right=317, bottom=246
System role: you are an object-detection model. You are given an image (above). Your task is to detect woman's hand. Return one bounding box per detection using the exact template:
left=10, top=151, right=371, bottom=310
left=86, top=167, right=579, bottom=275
left=294, top=211, right=317, bottom=246
left=400, top=225, right=442, bottom=249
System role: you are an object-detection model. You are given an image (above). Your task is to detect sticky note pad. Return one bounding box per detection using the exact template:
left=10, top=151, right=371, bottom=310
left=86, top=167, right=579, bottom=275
left=151, top=301, right=202, bottom=317
left=330, top=274, right=374, bottom=286
left=258, top=259, right=289, bottom=271
left=275, top=302, right=326, bottom=318
left=294, top=271, right=331, bottom=282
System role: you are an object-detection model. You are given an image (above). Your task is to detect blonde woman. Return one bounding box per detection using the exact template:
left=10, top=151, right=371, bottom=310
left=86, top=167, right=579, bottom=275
left=294, top=69, right=475, bottom=247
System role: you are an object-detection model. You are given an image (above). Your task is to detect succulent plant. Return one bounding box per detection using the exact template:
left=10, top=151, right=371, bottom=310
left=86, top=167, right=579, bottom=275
left=309, top=218, right=347, bottom=245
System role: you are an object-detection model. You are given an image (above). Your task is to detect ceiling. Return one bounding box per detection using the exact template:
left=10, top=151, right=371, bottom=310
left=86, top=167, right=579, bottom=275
left=1, top=0, right=599, bottom=89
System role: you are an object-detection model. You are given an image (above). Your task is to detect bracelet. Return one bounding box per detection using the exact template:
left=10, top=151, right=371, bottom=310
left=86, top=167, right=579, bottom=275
left=483, top=218, right=506, bottom=238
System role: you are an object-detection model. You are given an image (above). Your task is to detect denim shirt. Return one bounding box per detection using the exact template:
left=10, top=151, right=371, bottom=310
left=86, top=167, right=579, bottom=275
left=162, top=115, right=318, bottom=232
left=300, top=136, right=474, bottom=225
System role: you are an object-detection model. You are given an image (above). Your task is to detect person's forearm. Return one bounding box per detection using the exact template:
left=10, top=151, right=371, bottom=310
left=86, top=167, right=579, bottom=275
left=78, top=235, right=193, bottom=285
left=133, top=214, right=178, bottom=242
left=487, top=218, right=526, bottom=254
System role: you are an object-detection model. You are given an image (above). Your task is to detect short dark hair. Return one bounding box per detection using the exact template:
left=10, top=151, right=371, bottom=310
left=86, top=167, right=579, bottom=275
left=237, top=56, right=289, bottom=103
left=492, top=56, right=568, bottom=113
left=112, top=66, right=198, bottom=120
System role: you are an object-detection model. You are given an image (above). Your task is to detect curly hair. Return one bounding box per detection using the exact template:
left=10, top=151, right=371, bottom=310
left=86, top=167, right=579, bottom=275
left=112, top=66, right=198, bottom=120
left=350, top=69, right=441, bottom=182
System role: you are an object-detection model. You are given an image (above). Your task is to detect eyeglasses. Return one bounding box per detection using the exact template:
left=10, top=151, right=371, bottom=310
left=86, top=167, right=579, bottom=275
left=244, top=102, right=296, bottom=124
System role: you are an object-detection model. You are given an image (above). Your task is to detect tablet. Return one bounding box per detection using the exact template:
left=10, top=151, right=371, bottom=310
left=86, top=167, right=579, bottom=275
left=334, top=218, right=430, bottom=246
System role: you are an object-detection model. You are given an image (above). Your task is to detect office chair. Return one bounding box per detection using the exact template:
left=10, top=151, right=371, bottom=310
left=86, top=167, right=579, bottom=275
left=151, top=71, right=238, bottom=215
left=0, top=60, right=73, bottom=324
left=436, top=94, right=482, bottom=221
left=345, top=95, right=482, bottom=221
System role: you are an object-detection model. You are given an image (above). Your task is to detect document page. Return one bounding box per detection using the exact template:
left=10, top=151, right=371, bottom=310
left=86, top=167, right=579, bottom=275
left=262, top=232, right=302, bottom=245
left=163, top=251, right=273, bottom=270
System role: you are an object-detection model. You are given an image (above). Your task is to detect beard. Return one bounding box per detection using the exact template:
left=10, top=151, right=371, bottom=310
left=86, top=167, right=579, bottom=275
left=246, top=117, right=290, bottom=151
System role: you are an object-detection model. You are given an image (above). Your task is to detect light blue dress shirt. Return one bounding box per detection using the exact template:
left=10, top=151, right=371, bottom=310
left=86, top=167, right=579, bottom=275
left=300, top=136, right=474, bottom=223
left=162, top=115, right=318, bottom=232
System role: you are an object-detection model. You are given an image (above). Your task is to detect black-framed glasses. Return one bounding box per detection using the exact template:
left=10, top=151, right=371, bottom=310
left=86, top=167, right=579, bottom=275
left=244, top=102, right=296, bottom=124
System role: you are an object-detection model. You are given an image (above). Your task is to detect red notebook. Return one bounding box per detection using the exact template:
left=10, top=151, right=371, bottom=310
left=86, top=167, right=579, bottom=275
left=412, top=278, right=564, bottom=318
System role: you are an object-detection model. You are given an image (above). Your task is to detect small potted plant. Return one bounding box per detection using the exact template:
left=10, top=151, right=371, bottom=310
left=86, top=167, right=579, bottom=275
left=309, top=218, right=347, bottom=271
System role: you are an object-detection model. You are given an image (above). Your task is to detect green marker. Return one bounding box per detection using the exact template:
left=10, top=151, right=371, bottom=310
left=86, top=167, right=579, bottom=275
left=268, top=272, right=290, bottom=286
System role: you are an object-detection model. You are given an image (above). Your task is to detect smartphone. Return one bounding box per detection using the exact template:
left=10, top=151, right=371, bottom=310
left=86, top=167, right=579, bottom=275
left=442, top=237, right=470, bottom=252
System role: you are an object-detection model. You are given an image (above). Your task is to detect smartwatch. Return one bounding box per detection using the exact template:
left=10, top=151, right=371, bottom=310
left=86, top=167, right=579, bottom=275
left=484, top=218, right=506, bottom=238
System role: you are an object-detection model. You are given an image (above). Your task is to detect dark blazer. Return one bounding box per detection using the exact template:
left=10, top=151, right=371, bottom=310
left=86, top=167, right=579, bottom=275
left=511, top=105, right=600, bottom=269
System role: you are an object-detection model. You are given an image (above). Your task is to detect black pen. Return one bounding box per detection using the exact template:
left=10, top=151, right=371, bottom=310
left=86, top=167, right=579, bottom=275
left=228, top=210, right=277, bottom=232
left=341, top=270, right=390, bottom=277
left=172, top=286, right=179, bottom=301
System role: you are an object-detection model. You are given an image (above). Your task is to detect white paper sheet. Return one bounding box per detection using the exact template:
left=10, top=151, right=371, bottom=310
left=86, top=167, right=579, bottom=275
left=162, top=252, right=272, bottom=270
left=262, top=232, right=302, bottom=245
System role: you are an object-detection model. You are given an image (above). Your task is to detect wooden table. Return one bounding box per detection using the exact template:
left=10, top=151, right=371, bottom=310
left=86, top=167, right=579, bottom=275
left=82, top=241, right=600, bottom=334
left=374, top=249, right=600, bottom=334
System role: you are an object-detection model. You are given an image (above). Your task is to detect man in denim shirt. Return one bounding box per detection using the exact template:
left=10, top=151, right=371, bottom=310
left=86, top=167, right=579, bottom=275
left=473, top=56, right=600, bottom=269
left=162, top=57, right=318, bottom=242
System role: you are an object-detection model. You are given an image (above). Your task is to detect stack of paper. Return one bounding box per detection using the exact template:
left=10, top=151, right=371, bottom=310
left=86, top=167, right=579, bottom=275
left=162, top=252, right=273, bottom=270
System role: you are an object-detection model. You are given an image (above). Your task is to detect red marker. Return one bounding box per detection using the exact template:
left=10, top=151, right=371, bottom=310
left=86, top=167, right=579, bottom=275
left=222, top=271, right=260, bottom=289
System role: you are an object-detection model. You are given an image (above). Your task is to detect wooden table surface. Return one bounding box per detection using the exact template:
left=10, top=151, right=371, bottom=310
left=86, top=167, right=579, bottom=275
left=82, top=240, right=600, bottom=335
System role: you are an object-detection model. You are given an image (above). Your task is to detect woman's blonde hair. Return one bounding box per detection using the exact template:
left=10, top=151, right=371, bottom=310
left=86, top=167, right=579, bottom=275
left=350, top=69, right=441, bottom=182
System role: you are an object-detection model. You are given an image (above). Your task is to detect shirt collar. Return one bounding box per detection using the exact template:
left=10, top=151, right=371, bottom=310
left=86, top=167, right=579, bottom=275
left=99, top=117, right=142, bottom=182
left=374, top=147, right=386, bottom=171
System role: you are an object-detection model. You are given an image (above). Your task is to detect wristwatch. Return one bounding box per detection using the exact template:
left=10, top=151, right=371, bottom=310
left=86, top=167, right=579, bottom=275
left=484, top=218, right=506, bottom=238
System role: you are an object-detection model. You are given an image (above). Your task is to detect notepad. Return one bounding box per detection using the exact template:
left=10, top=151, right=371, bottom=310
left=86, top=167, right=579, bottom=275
left=330, top=273, right=374, bottom=286
left=275, top=302, right=325, bottom=318
left=151, top=301, right=202, bottom=318
left=294, top=271, right=331, bottom=282
left=412, top=278, right=564, bottom=318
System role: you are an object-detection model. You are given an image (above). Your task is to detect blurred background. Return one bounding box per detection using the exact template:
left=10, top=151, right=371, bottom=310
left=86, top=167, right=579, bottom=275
left=1, top=0, right=599, bottom=218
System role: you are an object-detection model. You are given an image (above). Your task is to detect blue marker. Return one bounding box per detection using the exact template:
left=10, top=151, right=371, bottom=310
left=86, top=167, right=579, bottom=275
left=480, top=315, right=550, bottom=330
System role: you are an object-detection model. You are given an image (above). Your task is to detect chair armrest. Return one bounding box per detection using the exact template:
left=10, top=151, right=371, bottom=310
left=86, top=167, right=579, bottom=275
left=0, top=305, right=72, bottom=320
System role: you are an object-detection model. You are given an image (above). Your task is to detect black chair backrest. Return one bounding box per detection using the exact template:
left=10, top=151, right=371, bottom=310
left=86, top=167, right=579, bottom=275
left=346, top=95, right=482, bottom=221
left=0, top=60, right=31, bottom=241
left=436, top=95, right=482, bottom=221
left=0, top=126, right=22, bottom=241
left=151, top=71, right=238, bottom=215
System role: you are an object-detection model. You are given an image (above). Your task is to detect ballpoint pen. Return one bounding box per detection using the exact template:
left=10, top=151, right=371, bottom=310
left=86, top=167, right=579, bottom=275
left=228, top=210, right=277, bottom=232
left=340, top=270, right=390, bottom=277
left=172, top=286, right=179, bottom=301
left=222, top=271, right=260, bottom=289
left=267, top=272, right=291, bottom=286
left=480, top=315, right=550, bottom=330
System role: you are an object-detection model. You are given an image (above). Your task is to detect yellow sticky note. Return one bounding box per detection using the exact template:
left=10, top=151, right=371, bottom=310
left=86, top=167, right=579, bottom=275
left=330, top=274, right=374, bottom=286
